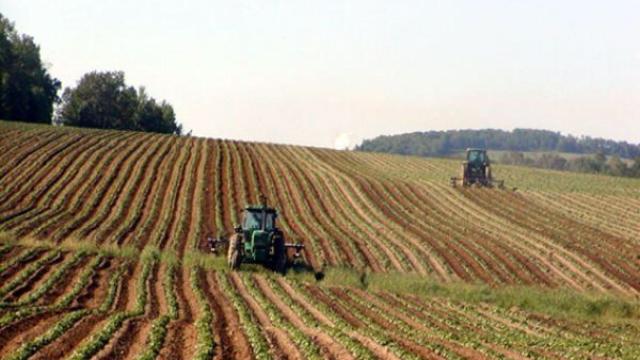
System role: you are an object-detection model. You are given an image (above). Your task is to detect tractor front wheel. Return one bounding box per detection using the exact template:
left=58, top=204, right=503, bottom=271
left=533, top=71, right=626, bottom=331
left=273, top=235, right=286, bottom=274
left=227, top=234, right=242, bottom=270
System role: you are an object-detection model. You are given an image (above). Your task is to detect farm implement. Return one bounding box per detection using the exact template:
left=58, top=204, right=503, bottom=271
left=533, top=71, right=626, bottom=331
left=451, top=148, right=505, bottom=189
left=209, top=195, right=304, bottom=273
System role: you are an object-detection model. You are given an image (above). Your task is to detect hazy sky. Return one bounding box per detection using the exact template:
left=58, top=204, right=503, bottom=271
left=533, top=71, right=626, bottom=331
left=3, top=1, right=639, bottom=148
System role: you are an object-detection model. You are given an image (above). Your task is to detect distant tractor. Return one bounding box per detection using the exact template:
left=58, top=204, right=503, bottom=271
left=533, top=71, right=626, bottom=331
left=214, top=195, right=303, bottom=273
left=451, top=148, right=505, bottom=188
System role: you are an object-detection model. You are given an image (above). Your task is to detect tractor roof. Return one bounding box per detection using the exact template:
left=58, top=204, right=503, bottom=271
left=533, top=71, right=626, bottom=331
left=466, top=148, right=487, bottom=152
left=244, top=205, right=277, bottom=214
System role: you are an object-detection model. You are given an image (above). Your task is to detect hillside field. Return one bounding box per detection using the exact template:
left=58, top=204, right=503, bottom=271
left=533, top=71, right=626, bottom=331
left=1, top=120, right=640, bottom=359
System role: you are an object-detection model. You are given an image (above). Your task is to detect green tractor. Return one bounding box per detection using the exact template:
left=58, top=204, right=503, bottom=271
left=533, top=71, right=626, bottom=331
left=219, top=196, right=303, bottom=273
left=451, top=148, right=504, bottom=188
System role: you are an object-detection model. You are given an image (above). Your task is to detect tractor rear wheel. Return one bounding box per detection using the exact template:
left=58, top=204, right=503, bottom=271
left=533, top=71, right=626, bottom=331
left=273, top=234, right=286, bottom=274
left=227, top=234, right=242, bottom=270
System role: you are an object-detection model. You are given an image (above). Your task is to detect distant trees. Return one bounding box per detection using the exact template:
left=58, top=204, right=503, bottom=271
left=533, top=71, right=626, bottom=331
left=500, top=151, right=640, bottom=178
left=56, top=71, right=182, bottom=135
left=357, top=129, right=640, bottom=160
left=358, top=129, right=640, bottom=178
left=0, top=13, right=61, bottom=123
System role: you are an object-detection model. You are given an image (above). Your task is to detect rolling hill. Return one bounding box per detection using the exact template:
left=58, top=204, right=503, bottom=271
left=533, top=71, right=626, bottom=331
left=1, top=120, right=640, bottom=359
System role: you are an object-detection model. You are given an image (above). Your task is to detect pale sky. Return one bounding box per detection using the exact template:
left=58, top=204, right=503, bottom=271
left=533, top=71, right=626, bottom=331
left=2, top=1, right=639, bottom=148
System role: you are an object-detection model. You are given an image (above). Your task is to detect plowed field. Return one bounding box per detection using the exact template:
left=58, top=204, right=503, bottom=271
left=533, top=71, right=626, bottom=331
left=1, top=120, right=640, bottom=359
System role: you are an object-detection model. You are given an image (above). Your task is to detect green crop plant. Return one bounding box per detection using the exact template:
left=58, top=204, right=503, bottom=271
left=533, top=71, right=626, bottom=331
left=216, top=272, right=270, bottom=360
left=5, top=250, right=87, bottom=306
left=242, top=274, right=323, bottom=360
left=190, top=267, right=216, bottom=360
left=136, top=315, right=170, bottom=360
left=0, top=249, right=61, bottom=299
left=7, top=309, right=89, bottom=360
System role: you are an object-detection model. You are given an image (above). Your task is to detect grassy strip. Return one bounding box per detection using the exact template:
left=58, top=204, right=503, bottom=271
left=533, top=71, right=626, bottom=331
left=320, top=269, right=640, bottom=322
left=190, top=267, right=216, bottom=360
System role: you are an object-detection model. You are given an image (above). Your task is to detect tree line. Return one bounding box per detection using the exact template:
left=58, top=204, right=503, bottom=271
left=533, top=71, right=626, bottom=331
left=357, top=129, right=640, bottom=178
left=0, top=13, right=181, bottom=135
left=500, top=151, right=640, bottom=178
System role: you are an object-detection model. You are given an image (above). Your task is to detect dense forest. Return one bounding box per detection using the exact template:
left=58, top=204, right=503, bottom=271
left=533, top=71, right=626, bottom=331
left=357, top=129, right=640, bottom=177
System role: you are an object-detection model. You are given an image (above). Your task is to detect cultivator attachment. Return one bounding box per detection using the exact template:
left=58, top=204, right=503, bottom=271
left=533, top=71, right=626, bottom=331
left=285, top=242, right=305, bottom=258
left=208, top=236, right=228, bottom=255
left=450, top=176, right=504, bottom=189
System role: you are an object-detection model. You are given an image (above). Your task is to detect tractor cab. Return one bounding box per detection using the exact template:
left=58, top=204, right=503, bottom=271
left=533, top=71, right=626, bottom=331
left=240, top=206, right=277, bottom=232
left=234, top=205, right=280, bottom=265
left=466, top=148, right=488, bottom=165
left=451, top=148, right=505, bottom=188
left=224, top=195, right=305, bottom=273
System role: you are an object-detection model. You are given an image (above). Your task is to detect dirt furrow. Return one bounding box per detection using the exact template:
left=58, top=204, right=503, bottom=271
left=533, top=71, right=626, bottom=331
left=254, top=275, right=355, bottom=359
left=158, top=266, right=197, bottom=360
left=229, top=272, right=302, bottom=360
left=3, top=251, right=66, bottom=303
left=204, top=271, right=253, bottom=360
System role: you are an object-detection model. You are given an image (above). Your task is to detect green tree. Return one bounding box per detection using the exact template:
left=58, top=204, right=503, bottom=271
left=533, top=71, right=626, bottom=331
left=0, top=13, right=61, bottom=123
left=135, top=87, right=182, bottom=135
left=606, top=156, right=628, bottom=177
left=57, top=71, right=181, bottom=134
left=630, top=157, right=640, bottom=177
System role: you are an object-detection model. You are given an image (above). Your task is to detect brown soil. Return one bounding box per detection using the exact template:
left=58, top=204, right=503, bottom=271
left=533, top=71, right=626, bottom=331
left=31, top=133, right=136, bottom=241
left=50, top=134, right=150, bottom=243
left=158, top=266, right=197, bottom=360
left=0, top=131, right=66, bottom=184
left=253, top=144, right=332, bottom=269
left=200, top=271, right=247, bottom=360
left=353, top=288, right=490, bottom=360
left=110, top=137, right=172, bottom=246
left=244, top=143, right=322, bottom=270
left=200, top=140, right=216, bottom=250
left=94, top=319, right=151, bottom=360
left=158, top=140, right=194, bottom=251
left=0, top=134, right=96, bottom=218
left=31, top=313, right=108, bottom=360
left=275, top=277, right=334, bottom=327
left=0, top=133, right=83, bottom=212
left=94, top=260, right=158, bottom=359
left=7, top=132, right=121, bottom=237
left=219, top=140, right=233, bottom=233
left=177, top=139, right=202, bottom=257
left=37, top=255, right=92, bottom=306
left=97, top=139, right=168, bottom=244
left=73, top=257, right=112, bottom=309
left=229, top=272, right=301, bottom=360
left=0, top=311, right=63, bottom=356
left=253, top=275, right=354, bottom=359
left=79, top=137, right=161, bottom=242
left=4, top=251, right=65, bottom=303
left=0, top=248, right=47, bottom=284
